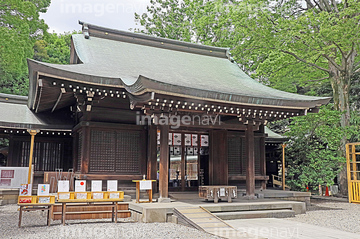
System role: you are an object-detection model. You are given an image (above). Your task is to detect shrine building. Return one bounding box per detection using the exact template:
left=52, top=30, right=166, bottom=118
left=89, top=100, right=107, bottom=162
left=0, top=21, right=330, bottom=199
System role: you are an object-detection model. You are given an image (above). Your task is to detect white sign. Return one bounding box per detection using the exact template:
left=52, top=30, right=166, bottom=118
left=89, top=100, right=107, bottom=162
left=75, top=180, right=86, bottom=192
left=201, top=135, right=209, bottom=146
left=185, top=134, right=191, bottom=146
left=91, top=180, right=102, bottom=192
left=58, top=180, right=69, bottom=192
left=0, top=167, right=30, bottom=188
left=140, top=180, right=152, bottom=190
left=173, top=133, right=181, bottom=145
left=107, top=180, right=117, bottom=191
left=37, top=184, right=50, bottom=196
left=192, top=134, right=198, bottom=146
left=220, top=188, right=226, bottom=197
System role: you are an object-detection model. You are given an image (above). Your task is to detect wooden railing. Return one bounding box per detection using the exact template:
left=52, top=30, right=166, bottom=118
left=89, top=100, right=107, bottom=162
left=272, top=174, right=290, bottom=189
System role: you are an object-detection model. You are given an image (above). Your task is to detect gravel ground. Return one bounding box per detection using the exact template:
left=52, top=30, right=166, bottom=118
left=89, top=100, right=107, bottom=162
left=0, top=204, right=220, bottom=239
left=285, top=198, right=360, bottom=234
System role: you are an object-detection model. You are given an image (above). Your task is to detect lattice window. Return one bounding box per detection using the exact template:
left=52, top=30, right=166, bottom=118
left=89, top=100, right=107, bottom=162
left=115, top=131, right=140, bottom=174
left=254, top=137, right=261, bottom=175
left=89, top=130, right=141, bottom=174
left=77, top=131, right=82, bottom=172
left=228, top=136, right=246, bottom=175
left=20, top=141, right=62, bottom=171
left=89, top=130, right=116, bottom=172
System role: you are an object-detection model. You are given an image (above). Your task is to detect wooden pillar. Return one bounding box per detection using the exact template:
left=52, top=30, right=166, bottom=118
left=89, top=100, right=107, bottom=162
left=245, top=123, right=255, bottom=197
left=80, top=125, right=91, bottom=174
left=147, top=125, right=158, bottom=191
left=72, top=132, right=78, bottom=172
left=159, top=125, right=169, bottom=199
left=259, top=125, right=266, bottom=190
left=27, top=129, right=39, bottom=184
left=181, top=133, right=186, bottom=191
left=282, top=143, right=286, bottom=191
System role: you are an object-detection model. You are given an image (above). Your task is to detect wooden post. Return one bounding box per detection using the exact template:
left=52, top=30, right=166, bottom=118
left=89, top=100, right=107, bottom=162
left=245, top=123, right=255, bottom=197
left=181, top=133, right=186, bottom=191
left=159, top=125, right=169, bottom=199
left=147, top=125, right=158, bottom=191
left=259, top=125, right=266, bottom=190
left=27, top=129, right=39, bottom=184
left=282, top=143, right=286, bottom=191
left=81, top=126, right=91, bottom=174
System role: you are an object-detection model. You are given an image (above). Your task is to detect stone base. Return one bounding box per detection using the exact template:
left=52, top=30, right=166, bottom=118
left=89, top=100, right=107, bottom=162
left=123, top=195, right=131, bottom=202
left=242, top=195, right=258, bottom=200
left=158, top=197, right=171, bottom=203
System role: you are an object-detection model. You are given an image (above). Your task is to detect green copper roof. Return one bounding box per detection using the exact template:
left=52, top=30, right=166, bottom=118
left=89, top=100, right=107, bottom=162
left=28, top=22, right=330, bottom=110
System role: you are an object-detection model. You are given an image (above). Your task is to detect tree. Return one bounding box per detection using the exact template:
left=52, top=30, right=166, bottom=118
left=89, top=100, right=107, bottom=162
left=33, top=32, right=77, bottom=64
left=284, top=105, right=346, bottom=191
left=0, top=0, right=50, bottom=95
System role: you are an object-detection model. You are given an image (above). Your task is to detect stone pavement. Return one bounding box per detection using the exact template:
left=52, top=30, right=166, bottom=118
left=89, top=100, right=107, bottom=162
left=225, top=218, right=360, bottom=239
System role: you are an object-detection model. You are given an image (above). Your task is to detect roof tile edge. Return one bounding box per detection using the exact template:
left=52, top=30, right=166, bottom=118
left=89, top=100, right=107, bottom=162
left=79, top=20, right=230, bottom=59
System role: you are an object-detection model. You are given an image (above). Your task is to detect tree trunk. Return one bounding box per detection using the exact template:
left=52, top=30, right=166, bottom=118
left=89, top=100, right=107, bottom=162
left=329, top=63, right=351, bottom=195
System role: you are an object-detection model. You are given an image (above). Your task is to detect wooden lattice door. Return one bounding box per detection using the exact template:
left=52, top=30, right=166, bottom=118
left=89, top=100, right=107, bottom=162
left=346, top=143, right=360, bottom=203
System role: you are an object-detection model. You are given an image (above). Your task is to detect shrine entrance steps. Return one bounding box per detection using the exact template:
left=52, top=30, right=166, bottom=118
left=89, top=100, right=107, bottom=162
left=173, top=206, right=255, bottom=239
left=203, top=201, right=300, bottom=220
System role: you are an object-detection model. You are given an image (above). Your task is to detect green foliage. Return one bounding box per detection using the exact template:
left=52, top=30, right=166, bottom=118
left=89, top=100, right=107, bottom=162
left=33, top=32, right=78, bottom=64
left=0, top=0, right=50, bottom=95
left=284, top=105, right=346, bottom=191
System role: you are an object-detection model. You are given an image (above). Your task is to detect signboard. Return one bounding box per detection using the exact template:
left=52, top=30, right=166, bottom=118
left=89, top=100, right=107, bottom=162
left=58, top=180, right=70, bottom=192
left=107, top=180, right=117, bottom=191
left=19, top=184, right=32, bottom=196
left=37, top=184, right=50, bottom=196
left=91, top=180, right=102, bottom=192
left=0, top=167, right=30, bottom=188
left=75, top=180, right=86, bottom=192
left=140, top=180, right=152, bottom=190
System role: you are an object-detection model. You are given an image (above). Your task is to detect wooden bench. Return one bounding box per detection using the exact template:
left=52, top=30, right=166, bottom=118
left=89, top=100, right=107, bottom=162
left=57, top=199, right=130, bottom=225
left=18, top=196, right=55, bottom=227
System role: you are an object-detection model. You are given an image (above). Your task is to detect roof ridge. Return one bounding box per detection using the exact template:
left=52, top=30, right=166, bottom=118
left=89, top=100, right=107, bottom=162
left=79, top=21, right=231, bottom=59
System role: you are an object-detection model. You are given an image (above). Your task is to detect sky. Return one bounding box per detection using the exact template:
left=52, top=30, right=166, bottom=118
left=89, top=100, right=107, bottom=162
left=40, top=0, right=151, bottom=33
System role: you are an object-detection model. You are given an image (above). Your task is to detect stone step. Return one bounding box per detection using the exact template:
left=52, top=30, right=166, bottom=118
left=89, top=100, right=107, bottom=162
left=202, top=201, right=305, bottom=214
left=213, top=209, right=295, bottom=220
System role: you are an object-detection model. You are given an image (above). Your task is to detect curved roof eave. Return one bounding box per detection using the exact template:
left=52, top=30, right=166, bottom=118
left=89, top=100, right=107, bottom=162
left=28, top=59, right=330, bottom=110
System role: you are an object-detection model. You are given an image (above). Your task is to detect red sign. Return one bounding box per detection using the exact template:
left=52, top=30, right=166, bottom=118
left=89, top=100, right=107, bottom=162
left=0, top=179, right=11, bottom=186
left=1, top=170, right=15, bottom=178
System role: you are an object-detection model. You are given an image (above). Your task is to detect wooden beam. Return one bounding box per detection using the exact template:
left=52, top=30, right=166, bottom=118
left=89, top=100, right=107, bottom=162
left=228, top=175, right=269, bottom=181
left=74, top=174, right=143, bottom=180
left=245, top=123, right=255, bottom=197
left=159, top=125, right=169, bottom=198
